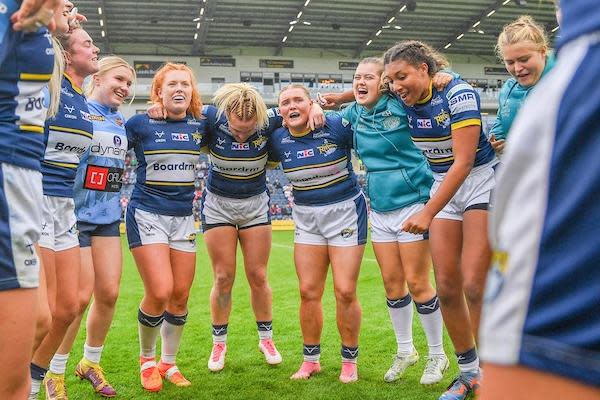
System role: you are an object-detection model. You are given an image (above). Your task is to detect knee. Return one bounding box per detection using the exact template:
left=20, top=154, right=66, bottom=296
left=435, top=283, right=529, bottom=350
left=36, top=307, right=52, bottom=338
left=299, top=285, right=322, bottom=303
left=149, top=287, right=173, bottom=309
left=463, top=280, right=484, bottom=306
left=52, top=301, right=79, bottom=326
left=435, top=276, right=462, bottom=305
left=213, top=271, right=234, bottom=293
left=247, top=268, right=268, bottom=290
left=334, top=286, right=357, bottom=305
left=406, top=278, right=432, bottom=300
left=95, top=287, right=120, bottom=310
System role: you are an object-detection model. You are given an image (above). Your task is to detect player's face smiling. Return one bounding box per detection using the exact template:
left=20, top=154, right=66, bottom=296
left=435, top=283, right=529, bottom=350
left=384, top=60, right=430, bottom=106
left=94, top=66, right=133, bottom=109
left=66, top=29, right=100, bottom=77
left=227, top=113, right=258, bottom=143
left=502, top=41, right=547, bottom=88
left=279, top=88, right=311, bottom=134
left=353, top=63, right=382, bottom=109
left=159, top=70, right=193, bottom=118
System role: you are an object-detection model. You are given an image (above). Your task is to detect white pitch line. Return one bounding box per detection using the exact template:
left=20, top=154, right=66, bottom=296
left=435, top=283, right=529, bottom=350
left=271, top=241, right=378, bottom=264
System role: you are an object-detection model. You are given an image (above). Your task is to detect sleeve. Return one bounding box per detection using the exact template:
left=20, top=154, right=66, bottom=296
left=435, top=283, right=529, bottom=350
left=267, top=129, right=282, bottom=165
left=125, top=115, right=140, bottom=150
left=446, top=82, right=482, bottom=131
left=266, top=107, right=284, bottom=132
left=329, top=114, right=354, bottom=149
left=488, top=82, right=512, bottom=141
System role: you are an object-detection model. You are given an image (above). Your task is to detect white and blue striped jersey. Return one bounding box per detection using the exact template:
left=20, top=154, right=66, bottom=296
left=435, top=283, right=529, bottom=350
left=0, top=26, right=54, bottom=171
left=203, top=105, right=282, bottom=199
left=402, top=78, right=495, bottom=173
left=125, top=114, right=206, bottom=216
left=41, top=74, right=93, bottom=197
left=269, top=114, right=360, bottom=206
left=73, top=101, right=128, bottom=225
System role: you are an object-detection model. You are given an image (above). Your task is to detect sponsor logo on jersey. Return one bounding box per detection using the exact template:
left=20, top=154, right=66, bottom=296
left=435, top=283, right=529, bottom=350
left=431, top=95, right=444, bottom=106
left=407, top=115, right=414, bottom=129
left=252, top=135, right=268, bottom=150
left=192, top=131, right=203, bottom=145
left=417, top=119, right=432, bottom=129
left=89, top=143, right=127, bottom=157
left=341, top=117, right=350, bottom=127
left=216, top=136, right=225, bottom=150
left=297, top=148, right=314, bottom=159
left=113, top=135, right=122, bottom=147
left=80, top=110, right=91, bottom=122
left=434, top=109, right=450, bottom=128
left=55, top=142, right=87, bottom=155
left=154, top=131, right=166, bottom=143
left=84, top=165, right=124, bottom=192
left=281, top=136, right=295, bottom=144
left=153, top=162, right=195, bottom=171
left=149, top=119, right=166, bottom=124
left=115, top=118, right=124, bottom=126
left=284, top=151, right=292, bottom=161
left=383, top=116, right=401, bottom=130
left=61, top=88, right=74, bottom=97
left=312, top=130, right=330, bottom=139
left=449, top=92, right=478, bottom=114
left=186, top=233, right=197, bottom=243
left=382, top=110, right=392, bottom=117
left=317, top=140, right=337, bottom=156
left=231, top=142, right=249, bottom=151
left=171, top=133, right=189, bottom=141
left=88, top=114, right=105, bottom=122
left=187, top=119, right=201, bottom=126
left=64, top=104, right=77, bottom=119
left=25, top=96, right=44, bottom=112
left=23, top=240, right=37, bottom=266
left=340, top=228, right=354, bottom=238
left=267, top=108, right=281, bottom=118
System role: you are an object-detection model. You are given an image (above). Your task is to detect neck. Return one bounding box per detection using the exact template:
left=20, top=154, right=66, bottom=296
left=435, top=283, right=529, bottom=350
left=166, top=109, right=186, bottom=120
left=65, top=68, right=85, bottom=89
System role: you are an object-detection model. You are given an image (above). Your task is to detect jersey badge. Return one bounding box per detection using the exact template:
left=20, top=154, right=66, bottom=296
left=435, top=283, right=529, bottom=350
left=383, top=116, right=401, bottom=130
left=340, top=228, right=354, bottom=238
left=341, top=118, right=350, bottom=127
left=192, top=131, right=203, bottom=145
left=115, top=118, right=124, bottom=126
left=252, top=135, right=268, bottom=150
left=433, top=109, right=450, bottom=128
left=317, top=140, right=337, bottom=156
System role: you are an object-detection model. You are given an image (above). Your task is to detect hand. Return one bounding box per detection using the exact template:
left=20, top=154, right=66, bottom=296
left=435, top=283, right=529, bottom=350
left=308, top=102, right=325, bottom=130
left=489, top=134, right=505, bottom=154
left=11, top=0, right=60, bottom=32
left=401, top=210, right=433, bottom=235
left=147, top=103, right=167, bottom=119
left=432, top=72, right=454, bottom=91
left=319, top=93, right=343, bottom=109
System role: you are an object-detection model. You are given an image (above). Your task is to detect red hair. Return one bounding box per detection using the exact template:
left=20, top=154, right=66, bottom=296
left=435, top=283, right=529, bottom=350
left=150, top=63, right=202, bottom=119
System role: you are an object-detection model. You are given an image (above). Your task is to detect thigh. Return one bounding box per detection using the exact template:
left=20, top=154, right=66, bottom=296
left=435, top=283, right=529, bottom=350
left=40, top=247, right=57, bottom=313
left=0, top=288, right=36, bottom=378
left=169, top=248, right=196, bottom=297
left=54, top=246, right=81, bottom=307
left=398, top=240, right=432, bottom=285
left=203, top=225, right=239, bottom=275
left=239, top=224, right=271, bottom=275
left=329, top=244, right=364, bottom=293
left=294, top=244, right=329, bottom=295
left=372, top=242, right=406, bottom=286
left=90, top=236, right=122, bottom=299
left=78, top=246, right=95, bottom=302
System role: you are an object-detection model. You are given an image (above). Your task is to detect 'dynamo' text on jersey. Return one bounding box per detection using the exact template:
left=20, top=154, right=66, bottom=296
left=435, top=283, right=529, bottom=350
left=203, top=105, right=282, bottom=198
left=269, top=114, right=360, bottom=206
left=125, top=113, right=206, bottom=216
left=74, top=101, right=128, bottom=225
left=42, top=74, right=94, bottom=197
left=0, top=27, right=54, bottom=171
left=403, top=78, right=495, bottom=173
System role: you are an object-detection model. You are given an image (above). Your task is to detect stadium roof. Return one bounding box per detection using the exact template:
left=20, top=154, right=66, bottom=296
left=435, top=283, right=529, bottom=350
left=76, top=0, right=559, bottom=59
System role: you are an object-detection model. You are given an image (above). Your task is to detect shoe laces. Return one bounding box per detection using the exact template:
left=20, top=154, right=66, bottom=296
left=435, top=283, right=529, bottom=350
left=446, top=373, right=475, bottom=394
left=212, top=343, right=226, bottom=361
left=424, top=355, right=444, bottom=376
left=46, top=376, right=67, bottom=399
left=261, top=339, right=277, bottom=355
left=86, top=365, right=111, bottom=390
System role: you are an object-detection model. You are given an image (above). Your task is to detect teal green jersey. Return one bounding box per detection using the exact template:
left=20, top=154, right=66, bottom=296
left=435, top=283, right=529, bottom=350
left=490, top=54, right=556, bottom=141
left=339, top=93, right=432, bottom=212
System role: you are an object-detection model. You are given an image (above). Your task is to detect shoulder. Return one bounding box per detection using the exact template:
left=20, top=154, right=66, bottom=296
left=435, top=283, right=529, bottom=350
left=499, top=78, right=519, bottom=98
left=444, top=78, right=476, bottom=100
left=270, top=126, right=289, bottom=144
left=125, top=113, right=148, bottom=129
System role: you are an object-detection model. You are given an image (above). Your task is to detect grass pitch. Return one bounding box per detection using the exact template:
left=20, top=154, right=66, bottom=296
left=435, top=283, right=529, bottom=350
left=61, top=231, right=458, bottom=399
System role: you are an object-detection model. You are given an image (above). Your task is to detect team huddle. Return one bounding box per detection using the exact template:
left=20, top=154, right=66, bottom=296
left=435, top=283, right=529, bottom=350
left=2, top=0, right=599, bottom=400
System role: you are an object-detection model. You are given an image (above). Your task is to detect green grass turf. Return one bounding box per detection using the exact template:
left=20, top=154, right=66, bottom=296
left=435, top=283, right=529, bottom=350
left=59, top=231, right=458, bottom=399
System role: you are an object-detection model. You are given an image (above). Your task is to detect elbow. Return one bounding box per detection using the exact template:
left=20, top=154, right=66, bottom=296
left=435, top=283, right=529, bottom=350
left=452, top=157, right=475, bottom=177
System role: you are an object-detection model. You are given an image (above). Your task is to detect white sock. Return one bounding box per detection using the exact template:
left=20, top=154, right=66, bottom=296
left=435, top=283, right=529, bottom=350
left=83, top=344, right=104, bottom=364
left=49, top=353, right=69, bottom=375
left=160, top=312, right=187, bottom=365
left=387, top=295, right=414, bottom=354
left=415, top=296, right=445, bottom=356
left=30, top=379, right=42, bottom=396
left=138, top=309, right=164, bottom=359
left=457, top=348, right=480, bottom=374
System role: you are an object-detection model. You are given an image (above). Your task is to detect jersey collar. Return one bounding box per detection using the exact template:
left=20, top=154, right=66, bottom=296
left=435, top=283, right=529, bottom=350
left=416, top=80, right=433, bottom=105
left=63, top=73, right=84, bottom=95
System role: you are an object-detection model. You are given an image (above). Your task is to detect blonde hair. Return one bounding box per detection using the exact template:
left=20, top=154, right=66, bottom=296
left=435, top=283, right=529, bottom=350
left=383, top=40, right=449, bottom=77
left=212, top=83, right=269, bottom=131
left=496, top=16, right=548, bottom=58
left=46, top=37, right=65, bottom=118
left=85, top=56, right=137, bottom=104
left=278, top=83, right=311, bottom=103
left=150, top=62, right=202, bottom=119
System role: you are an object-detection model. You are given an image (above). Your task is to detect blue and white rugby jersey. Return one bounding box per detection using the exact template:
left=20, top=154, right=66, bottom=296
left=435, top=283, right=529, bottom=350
left=402, top=78, right=495, bottom=173
left=73, top=101, right=128, bottom=225
left=125, top=113, right=206, bottom=216
left=0, top=26, right=54, bottom=171
left=203, top=105, right=282, bottom=198
left=559, top=0, right=600, bottom=47
left=41, top=74, right=94, bottom=197
left=269, top=114, right=360, bottom=206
